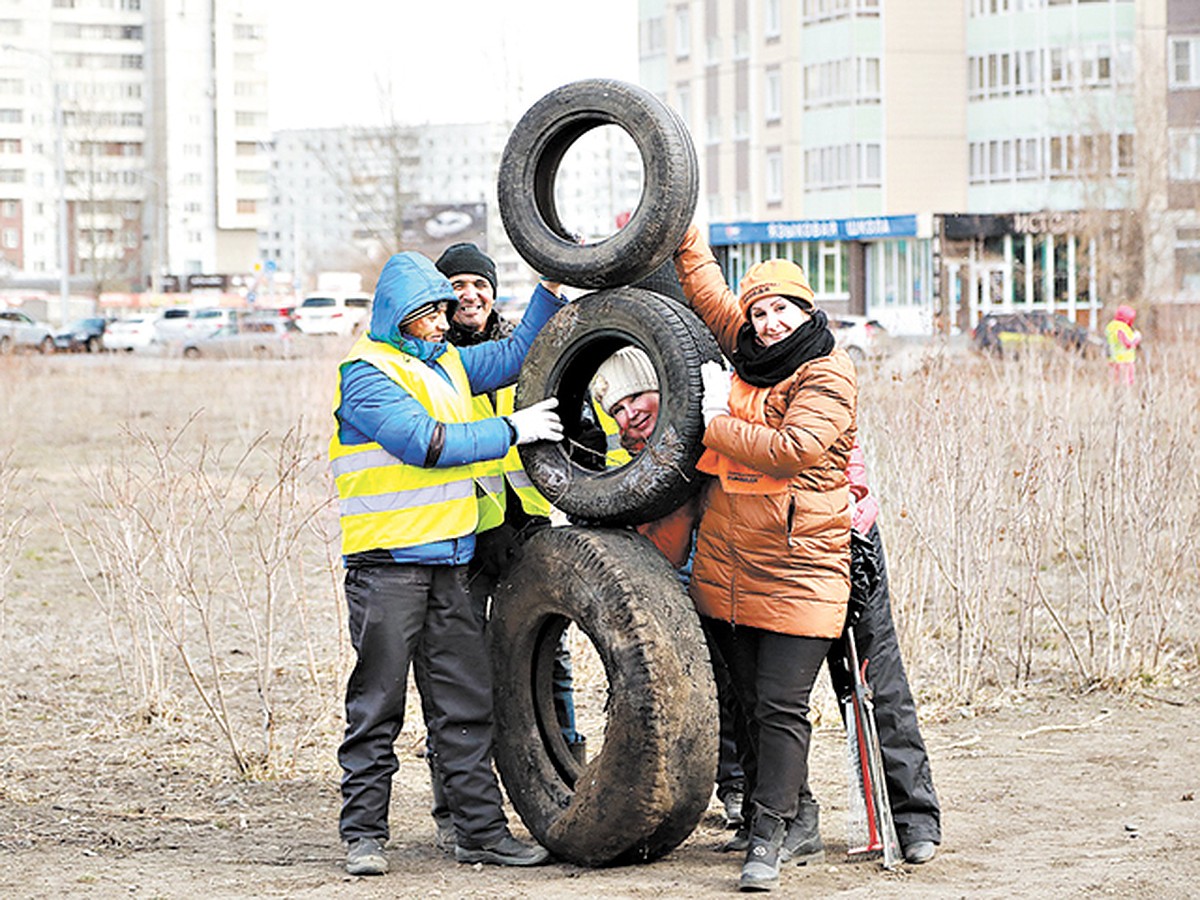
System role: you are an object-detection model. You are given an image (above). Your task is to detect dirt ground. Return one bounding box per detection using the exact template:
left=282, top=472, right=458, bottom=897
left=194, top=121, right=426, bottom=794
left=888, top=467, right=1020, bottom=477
left=1, top=352, right=1198, bottom=899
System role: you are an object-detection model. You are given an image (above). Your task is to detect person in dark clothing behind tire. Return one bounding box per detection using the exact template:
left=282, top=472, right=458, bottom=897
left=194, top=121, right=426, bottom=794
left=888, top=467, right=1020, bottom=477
left=831, top=444, right=941, bottom=865
left=675, top=224, right=857, bottom=893
left=419, top=243, right=583, bottom=855
left=330, top=250, right=565, bottom=876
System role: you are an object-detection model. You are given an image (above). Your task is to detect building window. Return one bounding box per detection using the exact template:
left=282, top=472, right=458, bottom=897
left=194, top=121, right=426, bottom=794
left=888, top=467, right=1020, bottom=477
left=764, top=0, right=781, bottom=38
left=765, top=67, right=782, bottom=121
left=676, top=83, right=692, bottom=127
left=1169, top=130, right=1200, bottom=181
left=858, top=57, right=881, bottom=101
left=1170, top=37, right=1200, bottom=89
left=765, top=149, right=783, bottom=203
left=639, top=16, right=665, bottom=56
left=674, top=5, right=690, bottom=59
left=2, top=228, right=17, bottom=249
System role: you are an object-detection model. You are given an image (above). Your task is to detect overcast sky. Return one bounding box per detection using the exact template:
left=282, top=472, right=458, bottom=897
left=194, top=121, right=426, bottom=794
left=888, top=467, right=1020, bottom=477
left=267, top=0, right=640, bottom=131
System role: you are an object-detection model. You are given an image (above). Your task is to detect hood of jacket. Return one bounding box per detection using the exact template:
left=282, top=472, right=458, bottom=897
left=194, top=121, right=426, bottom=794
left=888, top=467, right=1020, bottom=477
left=368, top=252, right=456, bottom=357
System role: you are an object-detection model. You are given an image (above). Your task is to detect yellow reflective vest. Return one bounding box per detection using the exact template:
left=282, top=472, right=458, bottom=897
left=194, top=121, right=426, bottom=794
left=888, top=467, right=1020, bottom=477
left=471, top=385, right=553, bottom=532
left=1105, top=319, right=1138, bottom=364
left=594, top=400, right=632, bottom=468
left=329, top=335, right=487, bottom=555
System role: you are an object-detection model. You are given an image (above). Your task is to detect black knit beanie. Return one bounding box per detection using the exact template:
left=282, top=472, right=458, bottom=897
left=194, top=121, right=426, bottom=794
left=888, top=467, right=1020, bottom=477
left=434, top=242, right=497, bottom=295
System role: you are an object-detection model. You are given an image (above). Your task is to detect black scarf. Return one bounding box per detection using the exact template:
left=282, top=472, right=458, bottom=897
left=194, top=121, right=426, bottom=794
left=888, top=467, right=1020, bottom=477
left=731, top=309, right=836, bottom=387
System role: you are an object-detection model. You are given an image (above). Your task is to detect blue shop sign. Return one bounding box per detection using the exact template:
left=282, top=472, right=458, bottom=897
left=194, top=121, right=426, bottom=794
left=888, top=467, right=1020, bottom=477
left=710, top=215, right=919, bottom=246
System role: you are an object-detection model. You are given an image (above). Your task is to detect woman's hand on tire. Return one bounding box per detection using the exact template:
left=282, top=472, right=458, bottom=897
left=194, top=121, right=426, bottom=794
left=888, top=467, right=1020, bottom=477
left=508, top=397, right=564, bottom=445
left=701, top=361, right=732, bottom=426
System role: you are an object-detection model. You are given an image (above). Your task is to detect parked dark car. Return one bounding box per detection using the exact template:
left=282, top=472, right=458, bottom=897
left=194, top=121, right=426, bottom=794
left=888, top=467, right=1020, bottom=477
left=54, top=316, right=111, bottom=352
left=972, top=311, right=1104, bottom=358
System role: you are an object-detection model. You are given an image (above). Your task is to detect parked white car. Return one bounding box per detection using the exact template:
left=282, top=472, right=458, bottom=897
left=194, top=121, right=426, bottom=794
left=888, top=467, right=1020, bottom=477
left=153, top=308, right=195, bottom=342
left=180, top=319, right=299, bottom=359
left=188, top=307, right=243, bottom=340
left=0, top=309, right=55, bottom=354
left=104, top=314, right=159, bottom=351
left=293, top=292, right=371, bottom=336
left=829, top=315, right=893, bottom=362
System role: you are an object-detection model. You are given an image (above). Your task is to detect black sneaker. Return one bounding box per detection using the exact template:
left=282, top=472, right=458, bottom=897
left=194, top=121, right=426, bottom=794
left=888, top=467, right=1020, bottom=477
left=719, top=820, right=751, bottom=853
left=434, top=818, right=456, bottom=855
left=345, top=836, right=388, bottom=876
left=903, top=840, right=936, bottom=864
left=455, top=833, right=551, bottom=867
left=721, top=790, right=745, bottom=828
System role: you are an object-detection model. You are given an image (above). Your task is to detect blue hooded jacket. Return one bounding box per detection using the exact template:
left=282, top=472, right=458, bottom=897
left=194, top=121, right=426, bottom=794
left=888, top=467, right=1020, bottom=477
left=335, top=251, right=566, bottom=566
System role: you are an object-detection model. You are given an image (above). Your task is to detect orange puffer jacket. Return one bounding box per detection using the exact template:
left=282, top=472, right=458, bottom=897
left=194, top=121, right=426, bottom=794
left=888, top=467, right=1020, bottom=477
left=675, top=228, right=857, bottom=639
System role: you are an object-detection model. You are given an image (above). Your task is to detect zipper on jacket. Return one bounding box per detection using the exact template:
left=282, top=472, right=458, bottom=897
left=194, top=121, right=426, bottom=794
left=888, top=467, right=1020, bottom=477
left=785, top=495, right=796, bottom=549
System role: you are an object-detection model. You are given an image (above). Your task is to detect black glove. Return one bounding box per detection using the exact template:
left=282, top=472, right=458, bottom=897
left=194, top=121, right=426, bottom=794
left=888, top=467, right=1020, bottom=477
left=846, top=529, right=881, bottom=632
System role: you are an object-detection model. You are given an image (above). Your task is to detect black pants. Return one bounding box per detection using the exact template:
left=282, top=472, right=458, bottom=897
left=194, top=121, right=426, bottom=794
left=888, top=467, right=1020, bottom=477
left=705, top=618, right=830, bottom=821
left=338, top=563, right=509, bottom=849
left=713, top=524, right=942, bottom=846
left=827, top=524, right=941, bottom=846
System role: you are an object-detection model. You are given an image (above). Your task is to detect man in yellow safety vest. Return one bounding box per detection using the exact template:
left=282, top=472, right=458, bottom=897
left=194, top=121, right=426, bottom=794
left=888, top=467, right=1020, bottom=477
left=1105, top=304, right=1142, bottom=386
left=330, top=250, right=565, bottom=876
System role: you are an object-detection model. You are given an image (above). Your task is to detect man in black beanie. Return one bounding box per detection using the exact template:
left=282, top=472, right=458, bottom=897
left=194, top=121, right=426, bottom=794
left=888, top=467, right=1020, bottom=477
left=435, top=242, right=501, bottom=344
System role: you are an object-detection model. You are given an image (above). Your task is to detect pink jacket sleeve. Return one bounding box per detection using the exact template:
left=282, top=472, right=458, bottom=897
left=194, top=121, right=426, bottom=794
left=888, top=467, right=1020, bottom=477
left=846, top=441, right=879, bottom=534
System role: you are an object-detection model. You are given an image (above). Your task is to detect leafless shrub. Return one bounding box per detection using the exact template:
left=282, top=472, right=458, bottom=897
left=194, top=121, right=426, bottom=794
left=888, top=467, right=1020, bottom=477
left=56, top=414, right=346, bottom=777
left=0, top=451, right=28, bottom=644
left=866, top=340, right=1199, bottom=704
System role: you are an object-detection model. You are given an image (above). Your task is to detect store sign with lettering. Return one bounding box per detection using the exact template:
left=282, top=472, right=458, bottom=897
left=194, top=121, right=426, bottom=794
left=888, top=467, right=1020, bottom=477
left=712, top=215, right=918, bottom=246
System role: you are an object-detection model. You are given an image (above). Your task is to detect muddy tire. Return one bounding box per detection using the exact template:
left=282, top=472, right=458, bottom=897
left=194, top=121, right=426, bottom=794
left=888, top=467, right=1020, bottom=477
left=515, top=287, right=721, bottom=526
left=498, top=78, right=697, bottom=289
left=490, top=526, right=717, bottom=867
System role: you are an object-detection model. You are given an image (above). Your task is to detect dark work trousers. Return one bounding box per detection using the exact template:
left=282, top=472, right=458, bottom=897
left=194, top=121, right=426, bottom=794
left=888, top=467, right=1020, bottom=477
left=338, top=563, right=509, bottom=849
left=704, top=617, right=830, bottom=822
left=826, top=524, right=942, bottom=847
left=465, top=520, right=578, bottom=741
left=710, top=637, right=746, bottom=801
left=423, top=520, right=579, bottom=834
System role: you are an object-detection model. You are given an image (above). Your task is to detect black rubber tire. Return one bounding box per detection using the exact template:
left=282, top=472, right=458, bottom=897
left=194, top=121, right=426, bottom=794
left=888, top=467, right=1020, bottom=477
left=490, top=526, right=717, bottom=867
left=515, top=287, right=722, bottom=526
left=498, top=79, right=698, bottom=289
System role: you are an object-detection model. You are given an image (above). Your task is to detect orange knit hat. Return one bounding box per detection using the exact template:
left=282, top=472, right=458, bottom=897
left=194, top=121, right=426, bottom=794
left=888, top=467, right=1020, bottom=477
left=736, top=259, right=816, bottom=317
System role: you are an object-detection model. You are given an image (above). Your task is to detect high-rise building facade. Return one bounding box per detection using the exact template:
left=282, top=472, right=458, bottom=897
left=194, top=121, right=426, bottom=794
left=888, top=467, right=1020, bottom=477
left=639, top=0, right=1199, bottom=335
left=0, top=0, right=268, bottom=307
left=263, top=121, right=642, bottom=303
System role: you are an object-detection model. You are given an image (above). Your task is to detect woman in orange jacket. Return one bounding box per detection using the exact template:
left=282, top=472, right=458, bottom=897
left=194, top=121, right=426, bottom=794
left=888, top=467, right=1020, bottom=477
left=674, top=225, right=857, bottom=892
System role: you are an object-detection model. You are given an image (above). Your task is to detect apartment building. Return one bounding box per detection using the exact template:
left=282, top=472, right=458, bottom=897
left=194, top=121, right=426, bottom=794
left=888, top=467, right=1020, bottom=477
left=263, top=121, right=643, bottom=302
left=639, top=0, right=1197, bottom=335
left=0, top=0, right=268, bottom=307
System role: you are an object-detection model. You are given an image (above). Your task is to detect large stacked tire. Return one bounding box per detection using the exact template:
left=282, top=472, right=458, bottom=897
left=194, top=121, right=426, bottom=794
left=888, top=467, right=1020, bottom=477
left=515, top=285, right=722, bottom=527
left=489, top=527, right=717, bottom=867
left=491, top=79, right=717, bottom=868
left=498, top=78, right=698, bottom=290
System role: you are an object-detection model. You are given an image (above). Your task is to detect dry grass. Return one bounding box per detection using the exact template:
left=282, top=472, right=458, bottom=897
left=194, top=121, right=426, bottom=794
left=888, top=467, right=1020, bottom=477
left=0, top=337, right=1196, bottom=782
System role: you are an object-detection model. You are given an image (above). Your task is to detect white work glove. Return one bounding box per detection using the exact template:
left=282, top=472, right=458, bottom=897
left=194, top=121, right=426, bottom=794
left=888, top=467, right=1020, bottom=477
left=700, top=360, right=732, bottom=427
left=507, top=397, right=563, bottom=445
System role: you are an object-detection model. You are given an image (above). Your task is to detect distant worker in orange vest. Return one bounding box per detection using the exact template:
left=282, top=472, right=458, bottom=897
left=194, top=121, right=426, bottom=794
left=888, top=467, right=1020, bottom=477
left=1105, top=304, right=1142, bottom=386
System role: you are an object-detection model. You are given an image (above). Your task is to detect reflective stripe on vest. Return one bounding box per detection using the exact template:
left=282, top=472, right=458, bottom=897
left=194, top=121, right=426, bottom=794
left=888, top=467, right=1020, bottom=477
left=490, top=386, right=553, bottom=519
left=330, top=334, right=480, bottom=554
left=594, top=399, right=632, bottom=468
left=471, top=392, right=508, bottom=532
